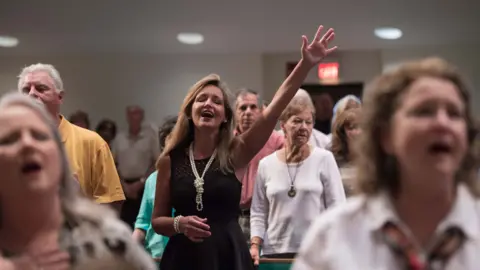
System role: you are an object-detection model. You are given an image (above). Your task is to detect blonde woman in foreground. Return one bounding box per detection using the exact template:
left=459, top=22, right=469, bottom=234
left=0, top=93, right=155, bottom=270
left=293, top=57, right=480, bottom=270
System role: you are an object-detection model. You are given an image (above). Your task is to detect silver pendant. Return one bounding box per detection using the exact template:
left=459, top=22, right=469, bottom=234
left=288, top=186, right=296, bottom=198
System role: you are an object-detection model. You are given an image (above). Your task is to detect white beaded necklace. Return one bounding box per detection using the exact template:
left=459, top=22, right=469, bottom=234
left=188, top=143, right=217, bottom=211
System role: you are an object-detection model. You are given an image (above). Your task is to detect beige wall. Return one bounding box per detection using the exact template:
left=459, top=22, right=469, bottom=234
left=262, top=50, right=382, bottom=100
left=0, top=45, right=478, bottom=129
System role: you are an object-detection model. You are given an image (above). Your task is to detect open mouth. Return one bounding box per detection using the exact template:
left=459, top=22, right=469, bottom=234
left=428, top=142, right=452, bottom=155
left=200, top=110, right=214, bottom=119
left=21, top=161, right=42, bottom=174
left=296, top=133, right=309, bottom=138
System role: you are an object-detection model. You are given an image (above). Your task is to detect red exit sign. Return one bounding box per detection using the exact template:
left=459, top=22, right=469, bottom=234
left=318, top=62, right=339, bottom=81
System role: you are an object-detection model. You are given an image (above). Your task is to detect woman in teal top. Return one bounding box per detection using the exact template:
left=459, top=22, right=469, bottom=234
left=133, top=171, right=168, bottom=259
left=133, top=116, right=177, bottom=268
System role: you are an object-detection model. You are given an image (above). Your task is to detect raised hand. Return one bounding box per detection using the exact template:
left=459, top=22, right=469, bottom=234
left=301, top=25, right=338, bottom=67
left=179, top=216, right=211, bottom=243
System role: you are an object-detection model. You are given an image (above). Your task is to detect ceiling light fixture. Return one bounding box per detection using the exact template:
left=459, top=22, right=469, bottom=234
left=0, top=35, right=19, bottom=47
left=374, top=27, right=402, bottom=40
left=177, top=33, right=204, bottom=45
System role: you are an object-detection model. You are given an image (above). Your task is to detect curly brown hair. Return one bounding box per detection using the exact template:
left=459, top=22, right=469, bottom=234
left=356, top=57, right=479, bottom=197
left=331, top=108, right=361, bottom=165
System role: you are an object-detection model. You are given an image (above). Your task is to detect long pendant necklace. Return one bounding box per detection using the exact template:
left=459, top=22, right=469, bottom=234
left=189, top=143, right=217, bottom=211
left=285, top=150, right=303, bottom=198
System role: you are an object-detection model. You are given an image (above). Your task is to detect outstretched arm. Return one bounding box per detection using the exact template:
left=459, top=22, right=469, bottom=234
left=233, top=25, right=338, bottom=169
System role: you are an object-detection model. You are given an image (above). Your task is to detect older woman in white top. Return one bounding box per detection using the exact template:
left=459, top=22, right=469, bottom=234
left=277, top=89, right=330, bottom=149
left=250, top=96, right=346, bottom=265
left=293, top=57, right=480, bottom=270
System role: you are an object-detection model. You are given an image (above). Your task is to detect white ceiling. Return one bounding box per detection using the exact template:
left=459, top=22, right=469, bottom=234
left=1, top=0, right=479, bottom=54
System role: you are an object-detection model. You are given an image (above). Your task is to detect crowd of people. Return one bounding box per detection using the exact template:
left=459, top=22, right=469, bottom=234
left=1, top=24, right=479, bottom=270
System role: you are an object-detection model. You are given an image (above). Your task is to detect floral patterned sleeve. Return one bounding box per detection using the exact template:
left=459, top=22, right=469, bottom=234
left=61, top=216, right=157, bottom=270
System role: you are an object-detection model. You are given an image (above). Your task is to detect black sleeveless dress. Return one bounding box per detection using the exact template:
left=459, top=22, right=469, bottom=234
left=160, top=148, right=255, bottom=270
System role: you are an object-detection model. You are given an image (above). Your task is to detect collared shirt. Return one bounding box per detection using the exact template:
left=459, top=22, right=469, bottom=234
left=112, top=126, right=160, bottom=179
left=292, top=183, right=480, bottom=270
left=235, top=129, right=284, bottom=209
left=59, top=116, right=125, bottom=203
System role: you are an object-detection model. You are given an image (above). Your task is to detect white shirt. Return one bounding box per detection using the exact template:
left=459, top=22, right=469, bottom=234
left=250, top=147, right=346, bottom=255
left=311, top=129, right=331, bottom=149
left=292, top=183, right=480, bottom=270
left=112, top=126, right=160, bottom=179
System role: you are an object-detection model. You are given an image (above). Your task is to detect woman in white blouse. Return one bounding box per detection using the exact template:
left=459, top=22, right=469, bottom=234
left=293, top=57, right=480, bottom=270
left=250, top=96, right=346, bottom=265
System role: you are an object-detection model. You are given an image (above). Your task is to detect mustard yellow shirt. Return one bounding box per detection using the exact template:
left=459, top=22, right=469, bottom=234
left=59, top=116, right=125, bottom=203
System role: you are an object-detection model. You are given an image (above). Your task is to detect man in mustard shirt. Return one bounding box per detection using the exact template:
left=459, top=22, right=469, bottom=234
left=17, top=63, right=125, bottom=210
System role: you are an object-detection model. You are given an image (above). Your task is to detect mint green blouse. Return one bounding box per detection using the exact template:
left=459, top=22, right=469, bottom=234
left=135, top=171, right=168, bottom=259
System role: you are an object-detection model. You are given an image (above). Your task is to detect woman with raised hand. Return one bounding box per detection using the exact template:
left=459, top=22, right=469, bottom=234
left=152, top=25, right=338, bottom=270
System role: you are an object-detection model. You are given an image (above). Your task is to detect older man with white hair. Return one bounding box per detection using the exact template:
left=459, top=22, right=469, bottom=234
left=18, top=63, right=125, bottom=210
left=278, top=89, right=331, bottom=148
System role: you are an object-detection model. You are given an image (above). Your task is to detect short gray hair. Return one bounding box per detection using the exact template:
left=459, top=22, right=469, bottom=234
left=234, top=88, right=262, bottom=107
left=17, top=63, right=64, bottom=93
left=294, top=88, right=314, bottom=107
left=0, top=92, right=115, bottom=228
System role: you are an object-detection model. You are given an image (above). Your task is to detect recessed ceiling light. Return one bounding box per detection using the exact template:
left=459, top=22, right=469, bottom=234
left=374, top=27, right=402, bottom=40
left=177, top=33, right=204, bottom=45
left=0, top=35, right=19, bottom=47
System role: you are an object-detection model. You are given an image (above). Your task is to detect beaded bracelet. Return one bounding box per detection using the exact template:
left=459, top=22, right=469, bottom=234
left=173, top=215, right=183, bottom=233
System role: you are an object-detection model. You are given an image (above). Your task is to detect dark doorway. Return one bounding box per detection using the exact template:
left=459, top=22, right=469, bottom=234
left=301, top=83, right=363, bottom=104
left=301, top=83, right=363, bottom=134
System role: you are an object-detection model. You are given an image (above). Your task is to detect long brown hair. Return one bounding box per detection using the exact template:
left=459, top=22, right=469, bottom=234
left=158, top=74, right=236, bottom=173
left=331, top=108, right=361, bottom=165
left=356, top=57, right=480, bottom=196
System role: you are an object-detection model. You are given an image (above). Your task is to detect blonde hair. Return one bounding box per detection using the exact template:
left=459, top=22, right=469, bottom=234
left=331, top=95, right=361, bottom=126
left=0, top=92, right=116, bottom=229
left=279, top=94, right=316, bottom=123
left=356, top=57, right=479, bottom=196
left=158, top=74, right=236, bottom=173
